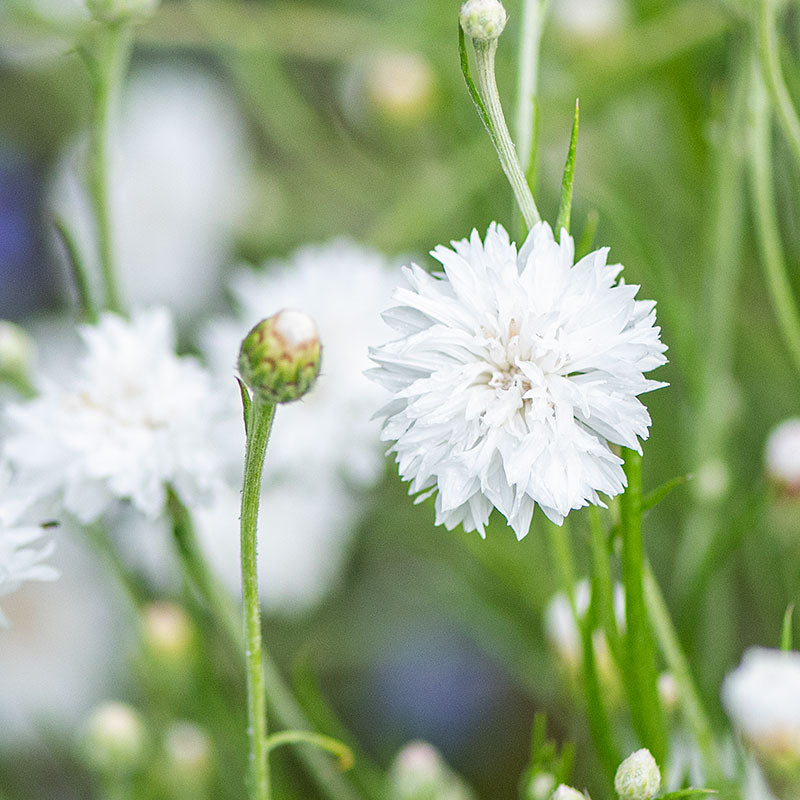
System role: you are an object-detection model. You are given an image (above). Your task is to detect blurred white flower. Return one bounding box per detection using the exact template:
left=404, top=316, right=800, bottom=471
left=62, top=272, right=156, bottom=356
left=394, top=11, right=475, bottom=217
left=202, top=240, right=396, bottom=489
left=722, top=648, right=800, bottom=754
left=765, top=418, right=800, bottom=491
left=50, top=65, right=250, bottom=320
left=389, top=740, right=476, bottom=800
left=370, top=222, right=666, bottom=537
left=553, top=0, right=626, bottom=38
left=194, top=482, right=356, bottom=614
left=0, top=526, right=123, bottom=745
left=2, top=308, right=225, bottom=522
left=196, top=241, right=396, bottom=612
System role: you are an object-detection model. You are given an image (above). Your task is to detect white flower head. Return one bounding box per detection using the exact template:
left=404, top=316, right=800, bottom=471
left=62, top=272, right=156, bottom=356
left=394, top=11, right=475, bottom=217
left=615, top=749, right=660, bottom=800
left=2, top=308, right=225, bottom=522
left=370, top=222, right=667, bottom=538
left=722, top=648, right=800, bottom=757
left=765, top=418, right=800, bottom=491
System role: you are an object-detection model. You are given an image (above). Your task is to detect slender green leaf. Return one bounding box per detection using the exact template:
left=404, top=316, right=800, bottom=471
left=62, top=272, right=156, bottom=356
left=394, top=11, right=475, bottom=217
left=53, top=217, right=98, bottom=324
left=781, top=604, right=794, bottom=651
left=643, top=474, right=690, bottom=512
left=555, top=99, right=579, bottom=240
left=237, top=377, right=251, bottom=436
left=659, top=790, right=717, bottom=799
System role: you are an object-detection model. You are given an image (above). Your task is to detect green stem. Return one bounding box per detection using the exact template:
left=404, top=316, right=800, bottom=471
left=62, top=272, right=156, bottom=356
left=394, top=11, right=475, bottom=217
left=747, top=63, right=800, bottom=377
left=240, top=395, right=276, bottom=800
left=472, top=39, right=541, bottom=229
left=53, top=217, right=98, bottom=323
left=264, top=730, right=354, bottom=771
left=757, top=0, right=800, bottom=174
left=642, top=561, right=724, bottom=786
left=515, top=0, right=550, bottom=181
left=588, top=506, right=623, bottom=667
left=79, top=22, right=131, bottom=314
left=619, top=449, right=666, bottom=764
left=167, top=490, right=363, bottom=800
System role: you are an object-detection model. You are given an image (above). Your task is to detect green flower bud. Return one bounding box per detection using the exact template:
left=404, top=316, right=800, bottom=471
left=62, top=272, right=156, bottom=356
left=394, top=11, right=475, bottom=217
left=614, top=749, right=660, bottom=800
left=552, top=785, right=587, bottom=800
left=86, top=0, right=159, bottom=23
left=238, top=309, right=321, bottom=404
left=459, top=0, right=508, bottom=41
left=84, top=702, right=146, bottom=775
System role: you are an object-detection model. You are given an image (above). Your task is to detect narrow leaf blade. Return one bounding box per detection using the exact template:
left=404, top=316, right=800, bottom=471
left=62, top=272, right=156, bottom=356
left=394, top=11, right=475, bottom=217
left=555, top=99, right=579, bottom=239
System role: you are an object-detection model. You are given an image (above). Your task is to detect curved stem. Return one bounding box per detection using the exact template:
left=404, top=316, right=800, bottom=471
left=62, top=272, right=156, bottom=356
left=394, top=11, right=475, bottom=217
left=757, top=0, right=800, bottom=173
left=265, top=730, right=354, bottom=772
left=240, top=395, right=276, bottom=800
left=472, top=39, right=541, bottom=229
left=748, top=64, right=800, bottom=377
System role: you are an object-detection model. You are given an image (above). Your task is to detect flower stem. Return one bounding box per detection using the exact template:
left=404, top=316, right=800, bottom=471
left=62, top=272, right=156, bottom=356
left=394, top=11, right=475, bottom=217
left=619, top=448, right=666, bottom=764
left=756, top=0, right=800, bottom=175
left=240, top=394, right=276, bottom=800
left=642, top=560, right=725, bottom=787
left=472, top=38, right=541, bottom=229
left=747, top=62, right=800, bottom=377
left=78, top=22, right=131, bottom=314
left=515, top=0, right=550, bottom=184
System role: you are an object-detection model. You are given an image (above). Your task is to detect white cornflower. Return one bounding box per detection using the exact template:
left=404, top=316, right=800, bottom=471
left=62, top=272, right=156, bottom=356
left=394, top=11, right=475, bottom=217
left=765, top=418, right=800, bottom=491
left=2, top=308, right=224, bottom=522
left=369, top=222, right=666, bottom=537
left=722, top=648, right=800, bottom=757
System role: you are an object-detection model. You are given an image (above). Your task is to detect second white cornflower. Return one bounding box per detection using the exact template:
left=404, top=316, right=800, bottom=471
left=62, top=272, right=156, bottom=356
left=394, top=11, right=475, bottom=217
left=369, top=222, right=666, bottom=537
left=2, top=309, right=225, bottom=522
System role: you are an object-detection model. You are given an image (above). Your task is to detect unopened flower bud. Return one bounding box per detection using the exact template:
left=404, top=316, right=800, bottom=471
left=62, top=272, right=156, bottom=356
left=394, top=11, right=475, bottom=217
left=552, top=785, right=587, bottom=800
left=238, top=309, right=321, bottom=404
left=365, top=51, right=435, bottom=122
left=0, top=321, right=34, bottom=390
left=614, top=749, right=660, bottom=800
left=86, top=0, right=159, bottom=23
left=657, top=671, right=679, bottom=714
left=142, top=602, right=193, bottom=664
left=766, top=419, right=800, bottom=496
left=459, top=0, right=508, bottom=41
left=390, top=741, right=475, bottom=800
left=84, top=702, right=146, bottom=775
left=525, top=772, right=556, bottom=800
left=164, top=721, right=213, bottom=788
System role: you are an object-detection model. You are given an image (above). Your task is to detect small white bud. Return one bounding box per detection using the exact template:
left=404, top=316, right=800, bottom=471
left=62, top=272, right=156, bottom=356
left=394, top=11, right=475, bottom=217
left=142, top=602, right=194, bottom=664
left=164, top=721, right=213, bottom=785
left=525, top=772, right=556, bottom=800
left=657, top=671, right=679, bottom=713
left=365, top=51, right=435, bottom=122
left=614, top=749, right=660, bottom=800
left=765, top=418, right=800, bottom=494
left=459, top=0, right=508, bottom=41
left=84, top=702, right=146, bottom=775
left=552, top=784, right=586, bottom=800
left=389, top=741, right=475, bottom=800
left=694, top=458, right=730, bottom=502
left=86, top=0, right=159, bottom=23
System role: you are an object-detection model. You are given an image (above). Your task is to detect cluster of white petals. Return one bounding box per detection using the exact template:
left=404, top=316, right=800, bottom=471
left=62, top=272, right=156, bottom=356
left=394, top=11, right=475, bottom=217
left=2, top=309, right=224, bottom=522
left=722, top=648, right=800, bottom=753
left=369, top=222, right=667, bottom=537
left=198, top=241, right=396, bottom=611
left=765, top=418, right=800, bottom=490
